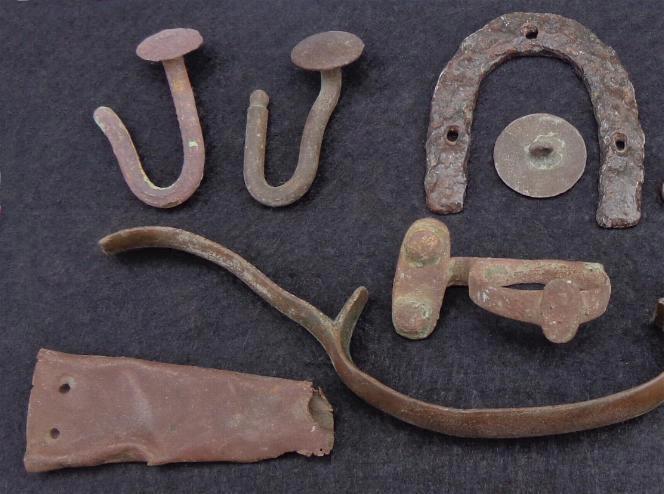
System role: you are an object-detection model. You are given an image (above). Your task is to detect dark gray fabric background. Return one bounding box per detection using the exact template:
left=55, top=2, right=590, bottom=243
left=2, top=0, right=664, bottom=492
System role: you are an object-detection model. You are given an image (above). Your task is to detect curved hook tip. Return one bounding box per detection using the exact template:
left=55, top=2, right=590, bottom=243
left=93, top=106, right=115, bottom=130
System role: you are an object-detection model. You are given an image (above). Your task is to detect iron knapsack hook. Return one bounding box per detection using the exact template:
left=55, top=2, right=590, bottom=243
left=243, top=31, right=364, bottom=207
left=94, top=28, right=205, bottom=208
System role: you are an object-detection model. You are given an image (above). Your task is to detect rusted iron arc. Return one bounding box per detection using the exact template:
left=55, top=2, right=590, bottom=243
left=100, top=226, right=664, bottom=438
left=94, top=28, right=205, bottom=208
left=426, top=12, right=645, bottom=228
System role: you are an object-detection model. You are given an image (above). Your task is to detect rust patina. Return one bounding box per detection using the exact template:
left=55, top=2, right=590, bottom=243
left=392, top=218, right=611, bottom=343
left=24, top=349, right=333, bottom=472
left=426, top=12, right=645, bottom=228
left=244, top=31, right=364, bottom=207
left=99, top=226, right=664, bottom=439
left=94, top=28, right=205, bottom=208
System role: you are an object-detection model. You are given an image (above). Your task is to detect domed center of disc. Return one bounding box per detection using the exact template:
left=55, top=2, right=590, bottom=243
left=526, top=134, right=564, bottom=170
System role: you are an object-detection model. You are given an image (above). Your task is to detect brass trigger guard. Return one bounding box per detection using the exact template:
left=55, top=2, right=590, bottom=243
left=392, top=219, right=611, bottom=343
left=100, top=226, right=664, bottom=439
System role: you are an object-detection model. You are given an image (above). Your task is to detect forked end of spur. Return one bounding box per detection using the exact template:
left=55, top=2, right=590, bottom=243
left=334, top=287, right=369, bottom=352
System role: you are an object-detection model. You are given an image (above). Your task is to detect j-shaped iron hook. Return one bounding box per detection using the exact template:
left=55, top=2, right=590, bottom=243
left=244, top=31, right=364, bottom=207
left=93, top=28, right=205, bottom=208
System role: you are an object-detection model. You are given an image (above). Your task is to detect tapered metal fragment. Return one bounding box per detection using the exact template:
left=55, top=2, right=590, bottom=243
left=24, top=349, right=333, bottom=472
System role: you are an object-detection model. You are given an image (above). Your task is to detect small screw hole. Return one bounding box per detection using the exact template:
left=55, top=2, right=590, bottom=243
left=49, top=428, right=60, bottom=439
left=522, top=25, right=539, bottom=39
left=59, top=383, right=71, bottom=394
left=446, top=127, right=459, bottom=143
left=613, top=132, right=627, bottom=153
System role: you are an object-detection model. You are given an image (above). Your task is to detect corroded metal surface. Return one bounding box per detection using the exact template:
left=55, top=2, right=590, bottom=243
left=25, top=349, right=333, bottom=472
left=469, top=259, right=610, bottom=343
left=426, top=12, right=645, bottom=228
left=100, top=226, right=664, bottom=439
left=392, top=219, right=610, bottom=342
left=493, top=113, right=587, bottom=198
left=243, top=31, right=364, bottom=207
left=392, top=219, right=452, bottom=339
left=94, top=28, right=205, bottom=208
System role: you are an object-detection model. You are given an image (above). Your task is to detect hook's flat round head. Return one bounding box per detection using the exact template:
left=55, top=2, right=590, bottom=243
left=494, top=113, right=587, bottom=198
left=291, top=31, right=364, bottom=71
left=136, top=28, right=203, bottom=62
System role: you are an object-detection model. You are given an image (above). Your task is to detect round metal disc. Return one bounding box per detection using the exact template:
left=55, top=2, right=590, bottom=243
left=493, top=113, right=587, bottom=198
left=291, top=31, right=364, bottom=71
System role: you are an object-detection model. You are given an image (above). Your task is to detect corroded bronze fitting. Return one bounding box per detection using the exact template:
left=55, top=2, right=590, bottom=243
left=426, top=12, right=645, bottom=228
left=392, top=218, right=611, bottom=343
left=100, top=226, right=664, bottom=439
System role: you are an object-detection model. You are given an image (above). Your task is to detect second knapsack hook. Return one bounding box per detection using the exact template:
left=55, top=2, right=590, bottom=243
left=243, top=31, right=364, bottom=207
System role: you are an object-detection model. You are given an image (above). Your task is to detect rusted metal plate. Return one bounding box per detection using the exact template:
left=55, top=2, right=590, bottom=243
left=493, top=113, right=587, bottom=198
left=25, top=349, right=333, bottom=472
left=243, top=31, right=364, bottom=207
left=393, top=218, right=611, bottom=343
left=426, top=12, right=645, bottom=228
left=99, top=226, right=664, bottom=439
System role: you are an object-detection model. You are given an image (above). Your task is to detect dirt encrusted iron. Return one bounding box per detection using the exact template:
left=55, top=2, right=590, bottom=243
left=392, top=218, right=611, bottom=343
left=99, top=226, right=664, bottom=439
left=426, top=12, right=645, bottom=228
left=24, top=349, right=333, bottom=472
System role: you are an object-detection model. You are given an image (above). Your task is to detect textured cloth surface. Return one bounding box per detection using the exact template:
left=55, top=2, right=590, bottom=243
left=2, top=1, right=664, bottom=492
